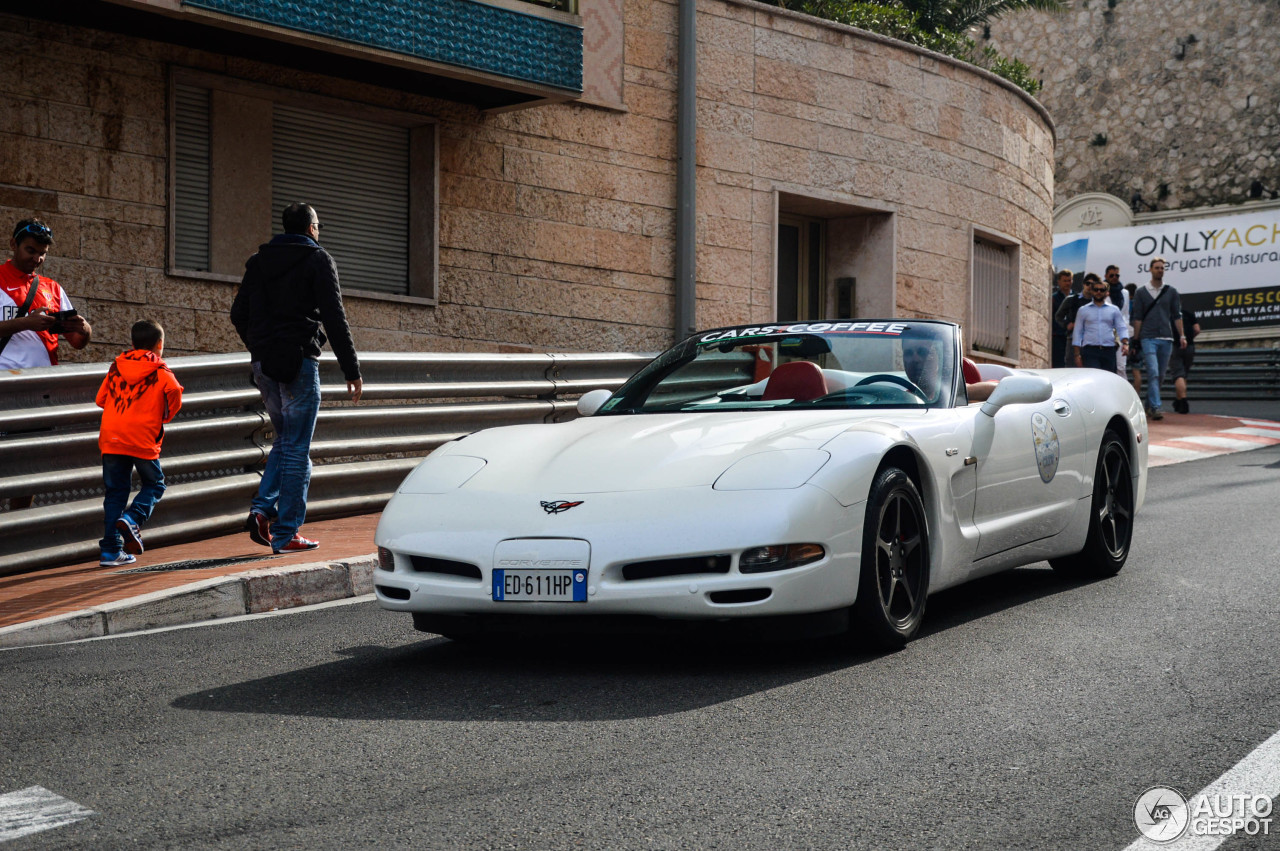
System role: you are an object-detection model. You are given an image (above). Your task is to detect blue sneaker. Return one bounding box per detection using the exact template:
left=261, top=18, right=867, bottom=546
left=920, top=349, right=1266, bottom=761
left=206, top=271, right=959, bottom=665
left=100, top=551, right=137, bottom=567
left=116, top=517, right=144, bottom=555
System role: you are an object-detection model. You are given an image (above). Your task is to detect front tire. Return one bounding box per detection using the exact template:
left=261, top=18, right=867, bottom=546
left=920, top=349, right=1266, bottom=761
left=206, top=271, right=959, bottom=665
left=1049, top=429, right=1134, bottom=578
left=851, top=467, right=930, bottom=650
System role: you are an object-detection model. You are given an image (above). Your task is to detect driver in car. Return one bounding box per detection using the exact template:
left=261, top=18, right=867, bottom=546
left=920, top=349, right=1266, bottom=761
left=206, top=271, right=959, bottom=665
left=902, top=335, right=997, bottom=404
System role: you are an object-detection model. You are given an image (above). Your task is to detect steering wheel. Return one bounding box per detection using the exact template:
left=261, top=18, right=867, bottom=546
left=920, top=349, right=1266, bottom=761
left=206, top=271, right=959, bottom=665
left=854, top=373, right=927, bottom=398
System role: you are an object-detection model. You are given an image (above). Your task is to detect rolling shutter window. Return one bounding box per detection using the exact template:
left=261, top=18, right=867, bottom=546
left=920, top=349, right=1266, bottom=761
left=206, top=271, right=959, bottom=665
left=173, top=84, right=211, bottom=272
left=972, top=237, right=1016, bottom=357
left=272, top=105, right=410, bottom=295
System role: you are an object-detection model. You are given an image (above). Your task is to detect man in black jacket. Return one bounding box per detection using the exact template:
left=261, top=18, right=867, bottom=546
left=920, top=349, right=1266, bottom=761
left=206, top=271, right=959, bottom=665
left=1051, top=269, right=1073, bottom=368
left=231, top=203, right=363, bottom=553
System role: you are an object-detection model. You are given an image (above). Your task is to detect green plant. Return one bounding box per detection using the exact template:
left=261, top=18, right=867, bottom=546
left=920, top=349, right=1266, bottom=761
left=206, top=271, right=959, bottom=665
left=893, top=0, right=1067, bottom=33
left=764, top=0, right=1062, bottom=96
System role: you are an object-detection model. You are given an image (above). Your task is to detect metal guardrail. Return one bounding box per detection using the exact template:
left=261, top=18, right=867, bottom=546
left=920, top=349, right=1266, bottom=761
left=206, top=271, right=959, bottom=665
left=1159, top=347, right=1280, bottom=400
left=3, top=344, right=1273, bottom=576
left=0, top=351, right=650, bottom=576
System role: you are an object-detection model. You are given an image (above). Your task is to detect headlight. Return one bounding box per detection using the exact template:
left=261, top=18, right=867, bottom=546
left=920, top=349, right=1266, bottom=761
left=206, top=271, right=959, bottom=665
left=397, top=454, right=486, bottom=494
left=739, top=544, right=825, bottom=573
left=377, top=547, right=395, bottom=572
left=713, top=449, right=830, bottom=491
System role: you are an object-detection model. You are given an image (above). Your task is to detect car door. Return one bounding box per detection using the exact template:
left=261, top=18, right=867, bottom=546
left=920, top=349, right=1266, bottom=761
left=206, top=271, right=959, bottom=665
left=970, top=387, right=1088, bottom=561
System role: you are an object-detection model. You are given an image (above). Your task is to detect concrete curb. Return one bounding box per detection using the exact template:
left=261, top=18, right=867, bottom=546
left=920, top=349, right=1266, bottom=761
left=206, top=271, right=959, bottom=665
left=0, top=554, right=377, bottom=650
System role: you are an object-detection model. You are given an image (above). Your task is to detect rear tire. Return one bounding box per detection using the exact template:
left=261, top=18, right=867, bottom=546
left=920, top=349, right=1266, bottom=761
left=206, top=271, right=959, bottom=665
left=1049, top=429, right=1134, bottom=578
left=851, top=467, right=930, bottom=650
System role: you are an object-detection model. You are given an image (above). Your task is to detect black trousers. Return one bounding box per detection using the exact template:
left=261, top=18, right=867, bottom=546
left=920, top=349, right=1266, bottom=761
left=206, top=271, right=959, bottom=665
left=1052, top=335, right=1068, bottom=368
left=1080, top=345, right=1117, bottom=372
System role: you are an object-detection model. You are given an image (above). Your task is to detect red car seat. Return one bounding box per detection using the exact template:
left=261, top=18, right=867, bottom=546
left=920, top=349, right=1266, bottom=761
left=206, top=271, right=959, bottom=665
left=762, top=361, right=828, bottom=401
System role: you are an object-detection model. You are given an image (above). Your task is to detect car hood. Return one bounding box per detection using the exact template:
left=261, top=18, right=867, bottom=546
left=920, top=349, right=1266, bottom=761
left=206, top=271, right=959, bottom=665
left=452, top=410, right=923, bottom=493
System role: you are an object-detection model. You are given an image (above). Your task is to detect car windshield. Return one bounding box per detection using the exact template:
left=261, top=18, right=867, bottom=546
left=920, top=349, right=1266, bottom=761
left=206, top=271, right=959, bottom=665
left=600, top=321, right=960, bottom=414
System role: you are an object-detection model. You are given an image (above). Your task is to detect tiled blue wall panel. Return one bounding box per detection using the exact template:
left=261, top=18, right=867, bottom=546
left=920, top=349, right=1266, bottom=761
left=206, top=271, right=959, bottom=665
left=183, top=0, right=583, bottom=91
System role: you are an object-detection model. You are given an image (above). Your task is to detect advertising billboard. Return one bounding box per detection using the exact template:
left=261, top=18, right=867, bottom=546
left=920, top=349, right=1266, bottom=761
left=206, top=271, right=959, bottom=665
left=1053, top=209, right=1280, bottom=332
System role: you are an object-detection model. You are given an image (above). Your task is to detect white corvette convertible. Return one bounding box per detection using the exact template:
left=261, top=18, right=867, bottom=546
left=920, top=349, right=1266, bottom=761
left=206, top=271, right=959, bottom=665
left=374, top=320, right=1147, bottom=648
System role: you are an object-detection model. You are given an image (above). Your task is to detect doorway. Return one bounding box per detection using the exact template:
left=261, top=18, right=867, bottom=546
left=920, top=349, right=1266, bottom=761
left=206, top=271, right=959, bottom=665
left=777, top=214, right=826, bottom=322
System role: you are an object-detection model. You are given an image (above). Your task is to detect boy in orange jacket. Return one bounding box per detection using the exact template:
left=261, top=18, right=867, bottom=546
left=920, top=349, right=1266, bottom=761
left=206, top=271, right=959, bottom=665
left=95, top=320, right=184, bottom=566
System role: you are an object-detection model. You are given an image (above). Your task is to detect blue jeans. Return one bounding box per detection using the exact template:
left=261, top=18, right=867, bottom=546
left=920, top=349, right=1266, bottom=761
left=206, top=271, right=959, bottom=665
left=100, top=454, right=166, bottom=554
left=251, top=358, right=321, bottom=547
left=1141, top=338, right=1174, bottom=411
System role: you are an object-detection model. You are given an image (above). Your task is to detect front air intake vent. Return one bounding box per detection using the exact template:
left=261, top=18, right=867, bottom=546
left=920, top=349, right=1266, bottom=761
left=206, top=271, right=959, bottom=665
left=708, top=588, right=771, bottom=604
left=408, top=555, right=482, bottom=580
left=376, top=585, right=410, bottom=601
left=621, top=555, right=731, bottom=581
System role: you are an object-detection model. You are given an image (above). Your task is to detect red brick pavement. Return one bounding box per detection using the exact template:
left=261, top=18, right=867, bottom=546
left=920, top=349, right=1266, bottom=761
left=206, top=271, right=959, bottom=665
left=0, top=513, right=380, bottom=629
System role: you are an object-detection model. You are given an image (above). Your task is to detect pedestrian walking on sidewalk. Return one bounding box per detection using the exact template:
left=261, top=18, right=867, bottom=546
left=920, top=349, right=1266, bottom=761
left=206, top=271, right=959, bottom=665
left=95, top=320, right=183, bottom=566
left=1051, top=269, right=1073, bottom=368
left=1104, top=266, right=1131, bottom=377
left=1130, top=256, right=1186, bottom=420
left=1054, top=271, right=1087, bottom=352
left=1170, top=307, right=1201, bottom=413
left=230, top=202, right=363, bottom=554
left=1072, top=274, right=1129, bottom=373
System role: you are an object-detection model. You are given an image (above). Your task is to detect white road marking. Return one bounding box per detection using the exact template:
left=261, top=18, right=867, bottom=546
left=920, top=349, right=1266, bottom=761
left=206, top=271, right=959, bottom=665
left=1234, top=419, right=1280, bottom=430
left=1222, top=427, right=1280, bottom=439
left=1123, top=726, right=1280, bottom=850
left=1147, top=445, right=1216, bottom=461
left=0, top=786, right=94, bottom=842
left=1166, top=436, right=1265, bottom=450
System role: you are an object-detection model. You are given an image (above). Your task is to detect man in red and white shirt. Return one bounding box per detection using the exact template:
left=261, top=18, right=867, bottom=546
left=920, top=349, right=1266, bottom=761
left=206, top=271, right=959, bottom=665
left=0, top=219, right=92, bottom=369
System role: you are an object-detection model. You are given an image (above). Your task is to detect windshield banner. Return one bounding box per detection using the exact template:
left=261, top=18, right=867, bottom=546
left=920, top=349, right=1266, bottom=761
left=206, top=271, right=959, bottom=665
left=1054, top=210, right=1280, bottom=331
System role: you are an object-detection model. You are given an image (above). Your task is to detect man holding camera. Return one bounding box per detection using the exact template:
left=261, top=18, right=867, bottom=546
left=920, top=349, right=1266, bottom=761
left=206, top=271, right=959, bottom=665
left=0, top=218, right=92, bottom=369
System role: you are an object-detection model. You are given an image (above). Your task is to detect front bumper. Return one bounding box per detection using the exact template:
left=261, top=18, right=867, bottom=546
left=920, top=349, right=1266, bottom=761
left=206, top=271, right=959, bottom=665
left=374, top=484, right=866, bottom=619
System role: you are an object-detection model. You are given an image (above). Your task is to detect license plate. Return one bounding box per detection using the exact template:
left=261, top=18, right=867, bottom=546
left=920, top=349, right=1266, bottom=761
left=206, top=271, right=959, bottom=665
left=492, top=568, right=587, bottom=602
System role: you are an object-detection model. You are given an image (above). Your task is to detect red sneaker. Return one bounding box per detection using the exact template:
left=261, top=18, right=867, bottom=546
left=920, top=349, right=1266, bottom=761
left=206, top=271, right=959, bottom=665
left=274, top=534, right=320, bottom=554
left=245, top=510, right=272, bottom=548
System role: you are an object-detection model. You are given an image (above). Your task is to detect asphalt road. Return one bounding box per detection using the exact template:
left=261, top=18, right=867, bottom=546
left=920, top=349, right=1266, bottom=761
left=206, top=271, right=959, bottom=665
left=3, top=442, right=1280, bottom=850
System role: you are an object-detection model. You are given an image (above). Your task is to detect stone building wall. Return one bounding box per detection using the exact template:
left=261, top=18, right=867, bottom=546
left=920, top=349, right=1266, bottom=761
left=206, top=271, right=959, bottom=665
left=1, top=0, right=1055, bottom=367
left=986, top=0, right=1280, bottom=212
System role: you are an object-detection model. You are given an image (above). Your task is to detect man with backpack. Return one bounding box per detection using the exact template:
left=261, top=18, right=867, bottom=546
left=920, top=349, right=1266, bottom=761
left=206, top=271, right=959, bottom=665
left=1130, top=257, right=1187, bottom=420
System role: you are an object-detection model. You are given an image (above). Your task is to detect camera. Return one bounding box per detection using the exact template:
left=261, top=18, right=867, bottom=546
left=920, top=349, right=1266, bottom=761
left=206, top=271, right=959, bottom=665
left=49, top=309, right=77, bottom=334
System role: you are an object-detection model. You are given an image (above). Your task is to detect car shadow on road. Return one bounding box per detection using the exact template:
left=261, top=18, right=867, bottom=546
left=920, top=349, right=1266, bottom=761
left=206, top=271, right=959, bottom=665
left=918, top=564, right=1091, bottom=640
left=173, top=630, right=864, bottom=722
left=173, top=565, right=1091, bottom=723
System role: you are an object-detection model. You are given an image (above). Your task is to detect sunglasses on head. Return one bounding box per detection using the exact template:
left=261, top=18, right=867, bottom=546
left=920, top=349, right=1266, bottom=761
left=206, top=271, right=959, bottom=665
left=12, top=222, right=52, bottom=242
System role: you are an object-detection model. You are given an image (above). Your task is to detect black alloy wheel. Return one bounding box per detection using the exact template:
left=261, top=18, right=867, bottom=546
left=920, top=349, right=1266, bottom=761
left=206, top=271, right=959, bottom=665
left=852, top=466, right=929, bottom=650
left=1050, top=428, right=1134, bottom=578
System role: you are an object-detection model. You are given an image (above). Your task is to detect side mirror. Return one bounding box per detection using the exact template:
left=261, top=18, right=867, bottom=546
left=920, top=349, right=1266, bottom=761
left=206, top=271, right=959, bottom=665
left=979, top=374, right=1052, bottom=417
left=576, top=388, right=613, bottom=417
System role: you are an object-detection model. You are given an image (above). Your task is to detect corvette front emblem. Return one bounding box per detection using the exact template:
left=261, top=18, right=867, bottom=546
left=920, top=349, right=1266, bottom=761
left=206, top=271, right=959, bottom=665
left=541, top=500, right=584, bottom=514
